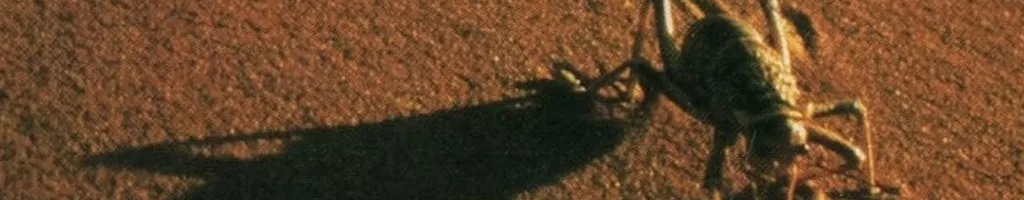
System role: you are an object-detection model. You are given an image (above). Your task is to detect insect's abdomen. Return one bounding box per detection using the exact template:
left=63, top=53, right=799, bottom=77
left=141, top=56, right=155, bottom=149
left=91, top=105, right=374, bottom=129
left=668, top=14, right=801, bottom=122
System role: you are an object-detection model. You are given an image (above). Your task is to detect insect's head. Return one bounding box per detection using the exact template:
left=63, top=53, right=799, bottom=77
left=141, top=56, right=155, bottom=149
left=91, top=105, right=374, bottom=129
left=748, top=116, right=810, bottom=165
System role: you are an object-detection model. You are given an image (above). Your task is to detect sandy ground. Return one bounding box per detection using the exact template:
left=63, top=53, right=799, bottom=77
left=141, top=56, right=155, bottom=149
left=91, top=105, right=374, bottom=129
left=2, top=0, right=1024, bottom=199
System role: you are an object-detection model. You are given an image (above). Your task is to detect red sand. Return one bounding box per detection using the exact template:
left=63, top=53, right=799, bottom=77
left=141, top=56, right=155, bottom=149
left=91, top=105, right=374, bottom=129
left=2, top=0, right=1023, bottom=199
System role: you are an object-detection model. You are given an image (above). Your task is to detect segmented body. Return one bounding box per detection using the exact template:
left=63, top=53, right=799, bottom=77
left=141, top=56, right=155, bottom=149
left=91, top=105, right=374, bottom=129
left=668, top=14, right=801, bottom=130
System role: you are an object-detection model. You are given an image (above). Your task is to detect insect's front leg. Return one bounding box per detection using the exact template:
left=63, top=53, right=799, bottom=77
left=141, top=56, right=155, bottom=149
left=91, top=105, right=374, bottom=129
left=803, top=100, right=871, bottom=170
left=804, top=99, right=878, bottom=192
left=806, top=100, right=868, bottom=120
left=803, top=123, right=865, bottom=170
left=704, top=127, right=739, bottom=199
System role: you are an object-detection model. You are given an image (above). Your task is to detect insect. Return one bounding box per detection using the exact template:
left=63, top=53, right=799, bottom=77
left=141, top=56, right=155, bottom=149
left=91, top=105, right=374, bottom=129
left=554, top=0, right=893, bottom=199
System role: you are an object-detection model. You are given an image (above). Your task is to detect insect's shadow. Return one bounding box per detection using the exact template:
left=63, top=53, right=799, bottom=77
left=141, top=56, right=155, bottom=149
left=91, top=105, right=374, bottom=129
left=83, top=72, right=630, bottom=200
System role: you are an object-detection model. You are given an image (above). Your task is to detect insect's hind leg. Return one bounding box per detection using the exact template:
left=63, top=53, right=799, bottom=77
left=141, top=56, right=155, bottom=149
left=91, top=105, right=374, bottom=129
left=581, top=0, right=654, bottom=100
left=760, top=0, right=791, bottom=66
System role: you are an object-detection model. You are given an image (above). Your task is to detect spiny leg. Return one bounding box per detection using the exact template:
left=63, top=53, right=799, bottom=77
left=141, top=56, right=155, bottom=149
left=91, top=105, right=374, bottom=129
left=585, top=0, right=692, bottom=112
left=762, top=1, right=796, bottom=198
left=760, top=0, right=791, bottom=66
left=560, top=0, right=689, bottom=106
left=584, top=0, right=652, bottom=95
left=585, top=60, right=641, bottom=102
left=786, top=162, right=799, bottom=200
left=653, top=0, right=682, bottom=65
left=704, top=128, right=739, bottom=199
left=647, top=0, right=700, bottom=113
left=806, top=100, right=867, bottom=119
left=673, top=0, right=705, bottom=20
left=594, top=61, right=640, bottom=103
left=624, top=60, right=664, bottom=125
left=805, top=100, right=877, bottom=192
left=550, top=60, right=636, bottom=100
left=804, top=123, right=865, bottom=170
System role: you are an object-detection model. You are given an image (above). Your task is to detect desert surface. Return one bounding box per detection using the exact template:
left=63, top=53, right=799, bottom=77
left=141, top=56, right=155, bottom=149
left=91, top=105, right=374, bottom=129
left=2, top=0, right=1023, bottom=199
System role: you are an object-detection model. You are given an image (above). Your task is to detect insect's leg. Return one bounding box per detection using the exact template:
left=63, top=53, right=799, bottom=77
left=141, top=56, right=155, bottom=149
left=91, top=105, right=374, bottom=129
left=550, top=60, right=635, bottom=98
left=653, top=0, right=682, bottom=64
left=805, top=100, right=871, bottom=159
left=805, top=100, right=877, bottom=192
left=643, top=0, right=700, bottom=113
left=804, top=123, right=866, bottom=171
left=805, top=122, right=878, bottom=199
left=595, top=61, right=636, bottom=102
left=806, top=100, right=867, bottom=119
left=760, top=0, right=790, bottom=66
left=585, top=59, right=639, bottom=96
left=646, top=68, right=696, bottom=114
left=583, top=0, right=653, bottom=96
left=704, top=128, right=739, bottom=198
left=790, top=179, right=827, bottom=200
left=551, top=62, right=590, bottom=93
left=627, top=60, right=659, bottom=114
left=673, top=0, right=706, bottom=20
left=614, top=0, right=657, bottom=102
left=669, top=0, right=707, bottom=43
left=786, top=161, right=800, bottom=200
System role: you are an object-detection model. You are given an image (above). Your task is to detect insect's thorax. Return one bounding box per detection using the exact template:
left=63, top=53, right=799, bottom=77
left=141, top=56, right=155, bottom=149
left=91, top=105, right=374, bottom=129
left=671, top=14, right=802, bottom=118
